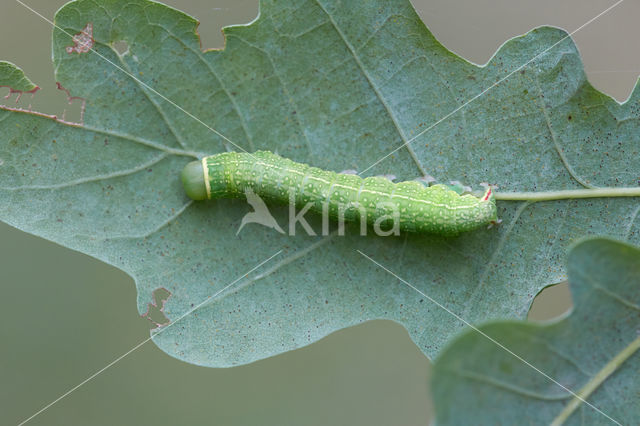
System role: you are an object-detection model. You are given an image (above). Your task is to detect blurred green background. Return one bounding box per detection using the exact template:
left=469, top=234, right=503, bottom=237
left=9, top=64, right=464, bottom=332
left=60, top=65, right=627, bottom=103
left=1, top=0, right=636, bottom=424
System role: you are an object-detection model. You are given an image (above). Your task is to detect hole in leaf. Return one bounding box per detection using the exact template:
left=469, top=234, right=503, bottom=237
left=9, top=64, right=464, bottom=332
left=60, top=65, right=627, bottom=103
left=55, top=82, right=85, bottom=125
left=527, top=281, right=573, bottom=321
left=112, top=40, right=129, bottom=56
left=142, top=287, right=172, bottom=329
left=194, top=3, right=259, bottom=50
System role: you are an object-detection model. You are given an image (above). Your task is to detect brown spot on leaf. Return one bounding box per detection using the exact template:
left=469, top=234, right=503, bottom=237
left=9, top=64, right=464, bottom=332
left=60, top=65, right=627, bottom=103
left=66, top=23, right=94, bottom=54
left=1, top=85, right=39, bottom=103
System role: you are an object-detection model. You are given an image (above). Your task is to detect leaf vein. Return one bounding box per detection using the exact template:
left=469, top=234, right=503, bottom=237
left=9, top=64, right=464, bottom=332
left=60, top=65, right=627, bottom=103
left=312, top=0, right=428, bottom=177
left=1, top=153, right=168, bottom=190
left=444, top=367, right=571, bottom=400
left=463, top=201, right=532, bottom=318
left=99, top=200, right=194, bottom=240
left=534, top=75, right=594, bottom=189
left=624, top=204, right=640, bottom=240
left=197, top=234, right=336, bottom=310
left=146, top=22, right=256, bottom=152
left=227, top=34, right=317, bottom=160
left=106, top=40, right=191, bottom=151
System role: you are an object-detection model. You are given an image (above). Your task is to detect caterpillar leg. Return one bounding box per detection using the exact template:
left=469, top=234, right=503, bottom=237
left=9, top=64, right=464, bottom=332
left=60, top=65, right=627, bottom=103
left=487, top=218, right=503, bottom=229
left=445, top=180, right=473, bottom=195
left=414, top=175, right=436, bottom=185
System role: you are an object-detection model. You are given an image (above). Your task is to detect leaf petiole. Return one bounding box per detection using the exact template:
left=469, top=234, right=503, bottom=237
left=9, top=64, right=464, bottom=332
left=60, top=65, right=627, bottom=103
left=494, top=187, right=640, bottom=202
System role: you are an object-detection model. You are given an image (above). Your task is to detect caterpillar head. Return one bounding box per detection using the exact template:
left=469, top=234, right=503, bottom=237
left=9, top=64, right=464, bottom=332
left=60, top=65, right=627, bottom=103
left=181, top=161, right=208, bottom=200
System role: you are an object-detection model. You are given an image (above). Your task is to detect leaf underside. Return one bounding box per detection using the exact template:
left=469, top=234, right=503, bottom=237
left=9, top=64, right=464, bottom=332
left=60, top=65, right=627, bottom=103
left=0, top=0, right=639, bottom=367
left=431, top=238, right=640, bottom=425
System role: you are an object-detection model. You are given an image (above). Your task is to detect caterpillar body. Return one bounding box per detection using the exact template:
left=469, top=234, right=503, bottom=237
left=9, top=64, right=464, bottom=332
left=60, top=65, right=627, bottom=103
left=181, top=151, right=497, bottom=236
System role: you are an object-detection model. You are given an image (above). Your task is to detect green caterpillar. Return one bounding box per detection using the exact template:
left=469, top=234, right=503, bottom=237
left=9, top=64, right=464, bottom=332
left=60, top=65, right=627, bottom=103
left=181, top=151, right=497, bottom=235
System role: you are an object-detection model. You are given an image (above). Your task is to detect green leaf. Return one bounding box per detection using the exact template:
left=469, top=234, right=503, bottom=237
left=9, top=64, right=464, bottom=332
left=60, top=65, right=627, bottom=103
left=431, top=238, right=640, bottom=425
left=1, top=0, right=639, bottom=367
left=0, top=61, right=38, bottom=93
